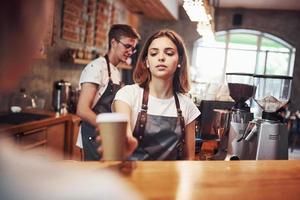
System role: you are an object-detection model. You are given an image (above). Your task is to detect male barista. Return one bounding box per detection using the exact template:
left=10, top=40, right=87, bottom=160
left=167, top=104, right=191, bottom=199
left=76, top=24, right=140, bottom=160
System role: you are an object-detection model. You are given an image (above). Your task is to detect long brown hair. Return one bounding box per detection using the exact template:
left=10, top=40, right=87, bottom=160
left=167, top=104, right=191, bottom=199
left=133, top=29, right=190, bottom=93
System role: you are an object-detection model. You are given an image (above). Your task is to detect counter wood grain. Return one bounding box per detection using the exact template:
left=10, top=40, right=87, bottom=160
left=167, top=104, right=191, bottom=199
left=62, top=160, right=300, bottom=200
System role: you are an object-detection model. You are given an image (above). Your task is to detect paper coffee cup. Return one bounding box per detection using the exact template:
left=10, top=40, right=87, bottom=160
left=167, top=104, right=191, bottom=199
left=96, top=113, right=128, bottom=161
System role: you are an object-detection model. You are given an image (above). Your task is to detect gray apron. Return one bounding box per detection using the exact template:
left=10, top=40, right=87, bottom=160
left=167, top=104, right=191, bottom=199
left=81, top=55, right=121, bottom=161
left=130, top=87, right=186, bottom=160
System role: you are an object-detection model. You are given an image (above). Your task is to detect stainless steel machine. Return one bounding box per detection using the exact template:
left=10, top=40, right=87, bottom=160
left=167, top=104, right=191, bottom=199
left=52, top=80, right=72, bottom=115
left=225, top=73, right=256, bottom=160
left=241, top=75, right=293, bottom=160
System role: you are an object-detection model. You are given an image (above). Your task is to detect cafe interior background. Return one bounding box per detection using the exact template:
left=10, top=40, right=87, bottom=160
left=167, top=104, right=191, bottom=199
left=0, top=0, right=300, bottom=159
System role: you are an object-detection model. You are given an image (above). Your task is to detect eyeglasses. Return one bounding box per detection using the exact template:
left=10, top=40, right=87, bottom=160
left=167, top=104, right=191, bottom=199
left=116, top=39, right=137, bottom=54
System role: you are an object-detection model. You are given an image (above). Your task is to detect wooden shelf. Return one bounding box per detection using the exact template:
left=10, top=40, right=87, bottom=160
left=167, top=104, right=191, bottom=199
left=34, top=54, right=47, bottom=60
left=73, top=59, right=133, bottom=69
left=73, top=58, right=90, bottom=65
left=61, top=57, right=133, bottom=69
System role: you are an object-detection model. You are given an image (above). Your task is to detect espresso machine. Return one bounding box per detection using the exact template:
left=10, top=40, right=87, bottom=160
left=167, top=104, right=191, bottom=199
left=225, top=73, right=256, bottom=160
left=52, top=80, right=72, bottom=115
left=241, top=75, right=292, bottom=160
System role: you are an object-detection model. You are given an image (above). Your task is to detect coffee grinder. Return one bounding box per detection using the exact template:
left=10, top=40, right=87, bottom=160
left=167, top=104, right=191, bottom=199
left=241, top=75, right=292, bottom=160
left=225, top=73, right=256, bottom=160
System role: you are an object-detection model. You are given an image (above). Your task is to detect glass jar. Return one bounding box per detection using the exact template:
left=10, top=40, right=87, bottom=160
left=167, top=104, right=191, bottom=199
left=10, top=88, right=35, bottom=112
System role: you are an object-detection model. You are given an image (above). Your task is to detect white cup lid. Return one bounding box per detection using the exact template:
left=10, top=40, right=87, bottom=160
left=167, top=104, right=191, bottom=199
left=96, top=113, right=128, bottom=123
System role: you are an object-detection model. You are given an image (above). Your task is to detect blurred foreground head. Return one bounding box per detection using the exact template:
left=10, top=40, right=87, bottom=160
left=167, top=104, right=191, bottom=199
left=0, top=0, right=51, bottom=93
left=0, top=143, right=143, bottom=200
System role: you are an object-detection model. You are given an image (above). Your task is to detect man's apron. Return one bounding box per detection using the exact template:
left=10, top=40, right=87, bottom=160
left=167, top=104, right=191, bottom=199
left=81, top=55, right=121, bottom=160
left=130, top=87, right=186, bottom=160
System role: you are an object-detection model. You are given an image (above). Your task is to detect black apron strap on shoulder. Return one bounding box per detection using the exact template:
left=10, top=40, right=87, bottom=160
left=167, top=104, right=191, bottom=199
left=136, top=86, right=149, bottom=142
left=104, top=54, right=114, bottom=93
left=104, top=55, right=112, bottom=79
left=174, top=92, right=186, bottom=143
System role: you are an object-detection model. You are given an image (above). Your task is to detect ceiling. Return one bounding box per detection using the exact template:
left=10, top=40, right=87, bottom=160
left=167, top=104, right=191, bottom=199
left=123, top=0, right=300, bottom=21
left=213, top=0, right=300, bottom=11
left=122, top=0, right=176, bottom=20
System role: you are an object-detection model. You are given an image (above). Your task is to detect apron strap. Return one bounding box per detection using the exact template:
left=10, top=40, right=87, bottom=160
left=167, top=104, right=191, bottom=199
left=104, top=55, right=112, bottom=79
left=136, top=87, right=186, bottom=143
left=135, top=86, right=149, bottom=141
left=104, top=54, right=116, bottom=93
left=134, top=87, right=186, bottom=159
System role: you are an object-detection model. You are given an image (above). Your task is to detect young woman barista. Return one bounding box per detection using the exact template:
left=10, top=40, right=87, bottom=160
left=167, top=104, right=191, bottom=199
left=77, top=24, right=140, bottom=160
left=113, top=29, right=200, bottom=160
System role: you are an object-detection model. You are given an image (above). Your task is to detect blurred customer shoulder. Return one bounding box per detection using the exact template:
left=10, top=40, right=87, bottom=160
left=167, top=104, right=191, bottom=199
left=0, top=143, right=142, bottom=200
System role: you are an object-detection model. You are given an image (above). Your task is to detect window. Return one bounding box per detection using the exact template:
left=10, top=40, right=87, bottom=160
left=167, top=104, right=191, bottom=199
left=191, top=29, right=296, bottom=85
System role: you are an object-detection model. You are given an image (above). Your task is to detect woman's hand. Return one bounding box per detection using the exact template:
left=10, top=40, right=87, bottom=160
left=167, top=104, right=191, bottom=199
left=125, top=136, right=138, bottom=157
left=96, top=135, right=138, bottom=160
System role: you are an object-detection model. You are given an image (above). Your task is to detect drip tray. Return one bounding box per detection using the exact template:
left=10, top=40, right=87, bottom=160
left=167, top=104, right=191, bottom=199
left=0, top=112, right=51, bottom=125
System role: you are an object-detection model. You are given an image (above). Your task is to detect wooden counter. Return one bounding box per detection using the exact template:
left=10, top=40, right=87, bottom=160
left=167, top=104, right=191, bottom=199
left=0, top=111, right=70, bottom=137
left=0, top=111, right=81, bottom=160
left=63, top=160, right=300, bottom=200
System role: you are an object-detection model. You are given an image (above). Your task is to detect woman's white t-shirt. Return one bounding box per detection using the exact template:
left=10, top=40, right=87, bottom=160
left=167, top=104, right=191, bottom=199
left=114, top=84, right=200, bottom=130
